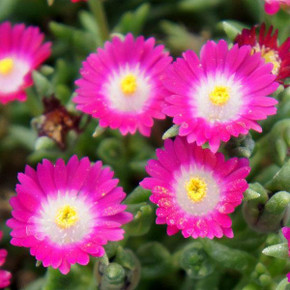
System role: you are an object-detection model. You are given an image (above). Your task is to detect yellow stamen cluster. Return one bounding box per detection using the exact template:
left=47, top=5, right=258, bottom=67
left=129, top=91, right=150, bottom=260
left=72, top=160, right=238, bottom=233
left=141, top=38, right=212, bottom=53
left=252, top=45, right=281, bottom=75
left=209, top=86, right=230, bottom=106
left=55, top=205, right=78, bottom=229
left=120, top=74, right=137, bottom=95
left=0, top=57, right=14, bottom=75
left=185, top=177, right=207, bottom=203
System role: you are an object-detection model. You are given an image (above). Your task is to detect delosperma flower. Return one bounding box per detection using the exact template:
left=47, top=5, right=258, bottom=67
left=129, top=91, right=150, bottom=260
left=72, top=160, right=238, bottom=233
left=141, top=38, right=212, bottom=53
left=163, top=40, right=279, bottom=152
left=140, top=137, right=250, bottom=239
left=0, top=232, right=11, bottom=288
left=263, top=0, right=290, bottom=14
left=0, top=22, right=51, bottom=104
left=282, top=227, right=290, bottom=282
left=7, top=156, right=132, bottom=274
left=74, top=33, right=172, bottom=136
left=235, top=24, right=290, bottom=85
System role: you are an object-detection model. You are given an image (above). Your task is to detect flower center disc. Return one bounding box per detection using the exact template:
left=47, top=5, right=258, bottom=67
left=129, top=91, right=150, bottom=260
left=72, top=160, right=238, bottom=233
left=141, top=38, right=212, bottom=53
left=185, top=177, right=207, bottom=203
left=55, top=205, right=79, bottom=229
left=262, top=50, right=281, bottom=75
left=252, top=46, right=281, bottom=75
left=120, top=74, right=137, bottom=95
left=0, top=57, right=14, bottom=75
left=209, top=86, right=230, bottom=106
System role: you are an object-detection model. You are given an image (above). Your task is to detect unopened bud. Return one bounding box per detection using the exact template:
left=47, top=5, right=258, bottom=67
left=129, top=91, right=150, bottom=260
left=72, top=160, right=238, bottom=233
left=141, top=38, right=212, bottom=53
left=179, top=242, right=214, bottom=279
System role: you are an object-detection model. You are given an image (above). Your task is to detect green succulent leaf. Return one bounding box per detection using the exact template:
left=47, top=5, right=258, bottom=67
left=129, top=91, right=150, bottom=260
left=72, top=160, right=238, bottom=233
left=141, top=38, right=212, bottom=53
left=262, top=243, right=289, bottom=260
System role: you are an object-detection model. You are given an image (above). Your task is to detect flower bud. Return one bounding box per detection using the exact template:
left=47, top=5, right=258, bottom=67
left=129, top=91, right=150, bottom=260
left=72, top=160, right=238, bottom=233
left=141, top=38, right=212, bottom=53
left=225, top=133, right=255, bottom=159
left=179, top=242, right=214, bottom=279
left=100, top=263, right=126, bottom=290
left=243, top=183, right=290, bottom=233
left=115, top=248, right=141, bottom=290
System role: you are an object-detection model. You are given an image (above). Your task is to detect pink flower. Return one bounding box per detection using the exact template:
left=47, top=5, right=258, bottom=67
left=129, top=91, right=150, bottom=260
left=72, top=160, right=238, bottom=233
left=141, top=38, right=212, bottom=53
left=74, top=33, right=172, bottom=136
left=0, top=232, right=11, bottom=288
left=282, top=227, right=290, bottom=282
left=0, top=22, right=51, bottom=104
left=140, top=137, right=250, bottom=239
left=71, top=0, right=86, bottom=2
left=235, top=23, right=290, bottom=86
left=163, top=40, right=279, bottom=153
left=264, top=0, right=290, bottom=14
left=7, top=156, right=132, bottom=275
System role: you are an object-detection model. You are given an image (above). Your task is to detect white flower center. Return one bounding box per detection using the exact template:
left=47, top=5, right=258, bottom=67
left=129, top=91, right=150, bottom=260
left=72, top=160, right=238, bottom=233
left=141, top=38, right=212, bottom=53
left=174, top=165, right=221, bottom=216
left=192, top=73, right=244, bottom=123
left=35, top=193, right=94, bottom=245
left=0, top=56, right=30, bottom=94
left=104, top=65, right=152, bottom=113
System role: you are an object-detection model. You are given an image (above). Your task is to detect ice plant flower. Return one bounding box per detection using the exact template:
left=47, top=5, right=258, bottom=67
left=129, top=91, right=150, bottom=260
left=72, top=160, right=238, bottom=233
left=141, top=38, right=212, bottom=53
left=74, top=33, right=172, bottom=136
left=7, top=156, right=132, bottom=274
left=235, top=24, right=290, bottom=85
left=263, top=0, right=290, bottom=14
left=0, top=231, right=11, bottom=288
left=163, top=40, right=279, bottom=152
left=282, top=227, right=290, bottom=282
left=0, top=22, right=51, bottom=104
left=140, top=137, right=250, bottom=239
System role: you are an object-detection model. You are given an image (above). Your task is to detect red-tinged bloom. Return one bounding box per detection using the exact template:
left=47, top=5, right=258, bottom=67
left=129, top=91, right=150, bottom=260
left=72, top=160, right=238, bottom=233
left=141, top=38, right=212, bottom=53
left=71, top=0, right=86, bottom=2
left=264, top=0, right=290, bottom=14
left=0, top=22, right=51, bottom=104
left=7, top=156, right=132, bottom=274
left=0, top=232, right=11, bottom=288
left=282, top=227, right=290, bottom=282
left=74, top=33, right=172, bottom=137
left=140, top=137, right=251, bottom=239
left=235, top=24, right=290, bottom=85
left=163, top=40, right=279, bottom=153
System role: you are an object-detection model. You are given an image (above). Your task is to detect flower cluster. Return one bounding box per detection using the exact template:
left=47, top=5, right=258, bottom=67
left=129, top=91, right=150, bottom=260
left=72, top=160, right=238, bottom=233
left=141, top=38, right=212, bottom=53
left=2, top=2, right=288, bottom=283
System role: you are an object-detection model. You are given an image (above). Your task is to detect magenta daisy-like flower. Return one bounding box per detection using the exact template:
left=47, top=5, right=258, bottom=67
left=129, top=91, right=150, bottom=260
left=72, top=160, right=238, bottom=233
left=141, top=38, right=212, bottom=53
left=264, top=0, right=290, bottom=14
left=74, top=33, right=172, bottom=136
left=0, top=232, right=11, bottom=288
left=163, top=40, right=279, bottom=152
left=282, top=227, right=290, bottom=282
left=7, top=156, right=132, bottom=274
left=140, top=137, right=250, bottom=239
left=0, top=22, right=51, bottom=104
left=235, top=24, right=290, bottom=85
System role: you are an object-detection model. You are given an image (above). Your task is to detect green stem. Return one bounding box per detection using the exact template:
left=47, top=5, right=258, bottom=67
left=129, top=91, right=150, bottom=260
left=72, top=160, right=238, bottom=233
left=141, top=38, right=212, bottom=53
left=88, top=0, right=109, bottom=43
